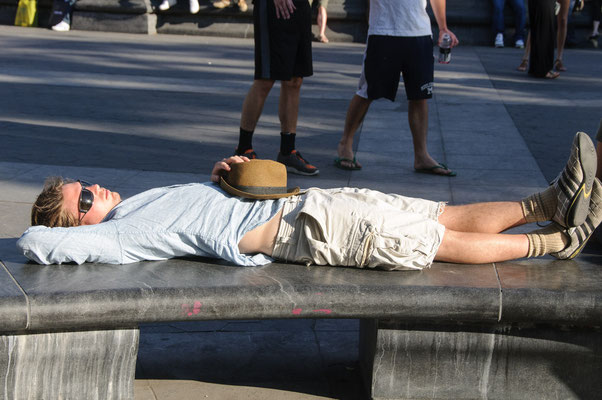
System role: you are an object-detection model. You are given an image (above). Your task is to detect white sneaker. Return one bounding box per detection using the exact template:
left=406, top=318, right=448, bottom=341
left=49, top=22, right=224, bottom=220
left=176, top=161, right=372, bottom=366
left=494, top=33, right=504, bottom=48
left=189, top=0, right=200, bottom=13
left=515, top=39, right=525, bottom=48
left=158, top=0, right=176, bottom=11
left=51, top=21, right=70, bottom=31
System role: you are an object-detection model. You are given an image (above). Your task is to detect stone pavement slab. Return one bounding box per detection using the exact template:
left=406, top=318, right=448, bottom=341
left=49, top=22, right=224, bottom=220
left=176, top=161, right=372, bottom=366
left=1, top=25, right=601, bottom=399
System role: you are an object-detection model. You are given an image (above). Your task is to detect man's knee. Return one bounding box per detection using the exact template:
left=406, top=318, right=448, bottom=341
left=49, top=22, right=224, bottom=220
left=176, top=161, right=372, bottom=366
left=408, top=99, right=428, bottom=111
left=252, top=79, right=276, bottom=96
left=282, top=77, right=304, bottom=91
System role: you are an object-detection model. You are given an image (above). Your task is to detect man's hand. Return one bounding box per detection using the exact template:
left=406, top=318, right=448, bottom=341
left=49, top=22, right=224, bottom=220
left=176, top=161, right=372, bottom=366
left=274, top=0, right=295, bottom=19
left=211, top=155, right=250, bottom=183
left=438, top=28, right=459, bottom=48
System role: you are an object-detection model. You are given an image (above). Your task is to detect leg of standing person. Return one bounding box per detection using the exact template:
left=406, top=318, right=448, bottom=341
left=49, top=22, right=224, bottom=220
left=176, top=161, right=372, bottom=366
left=237, top=0, right=318, bottom=176
left=317, top=5, right=329, bottom=43
left=237, top=79, right=276, bottom=156
left=336, top=95, right=371, bottom=169
left=508, top=0, right=526, bottom=47
left=271, top=0, right=319, bottom=175
left=492, top=0, right=507, bottom=47
left=555, top=0, right=571, bottom=71
left=517, top=32, right=531, bottom=71
left=279, top=77, right=303, bottom=134
left=276, top=76, right=321, bottom=176
left=590, top=0, right=601, bottom=38
left=404, top=36, right=455, bottom=176
left=49, top=0, right=76, bottom=31
left=528, top=0, right=558, bottom=78
left=408, top=99, right=453, bottom=176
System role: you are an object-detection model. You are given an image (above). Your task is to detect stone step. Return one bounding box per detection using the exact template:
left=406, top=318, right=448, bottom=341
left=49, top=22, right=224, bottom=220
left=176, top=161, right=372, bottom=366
left=1, top=0, right=598, bottom=46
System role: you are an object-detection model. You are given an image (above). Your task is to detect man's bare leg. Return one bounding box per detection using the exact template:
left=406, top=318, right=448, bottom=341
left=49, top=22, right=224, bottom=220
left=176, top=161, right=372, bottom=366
left=555, top=0, right=570, bottom=70
left=336, top=94, right=371, bottom=168
left=439, top=202, right=526, bottom=234
left=408, top=99, right=453, bottom=175
left=279, top=77, right=303, bottom=133
left=435, top=229, right=529, bottom=264
left=240, top=79, right=275, bottom=131
left=317, top=5, right=328, bottom=43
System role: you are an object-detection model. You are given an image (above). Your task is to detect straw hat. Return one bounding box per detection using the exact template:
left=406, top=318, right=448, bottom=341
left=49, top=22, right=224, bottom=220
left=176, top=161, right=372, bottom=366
left=220, top=159, right=300, bottom=199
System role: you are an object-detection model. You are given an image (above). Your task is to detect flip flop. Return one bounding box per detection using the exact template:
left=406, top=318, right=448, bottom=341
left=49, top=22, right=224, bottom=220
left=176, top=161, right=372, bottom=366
left=415, top=163, right=456, bottom=177
left=334, top=156, right=362, bottom=171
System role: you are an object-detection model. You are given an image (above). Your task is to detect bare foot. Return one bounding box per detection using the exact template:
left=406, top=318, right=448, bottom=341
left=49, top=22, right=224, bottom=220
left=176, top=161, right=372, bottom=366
left=414, top=157, right=456, bottom=177
left=318, top=35, right=329, bottom=43
left=554, top=59, right=566, bottom=72
left=336, top=142, right=362, bottom=169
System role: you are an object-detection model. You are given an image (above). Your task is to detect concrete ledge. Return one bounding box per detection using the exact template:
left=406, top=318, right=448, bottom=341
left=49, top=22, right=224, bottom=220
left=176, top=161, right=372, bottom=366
left=0, top=0, right=599, bottom=44
left=74, top=11, right=157, bottom=33
left=0, top=328, right=138, bottom=399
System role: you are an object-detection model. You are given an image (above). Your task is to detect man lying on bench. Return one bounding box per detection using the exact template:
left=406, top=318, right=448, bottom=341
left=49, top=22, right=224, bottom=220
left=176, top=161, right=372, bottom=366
left=18, top=132, right=601, bottom=270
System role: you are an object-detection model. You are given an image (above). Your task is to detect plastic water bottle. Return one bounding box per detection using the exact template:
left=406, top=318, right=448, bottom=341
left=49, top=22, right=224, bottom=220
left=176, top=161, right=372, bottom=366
left=438, top=33, right=451, bottom=64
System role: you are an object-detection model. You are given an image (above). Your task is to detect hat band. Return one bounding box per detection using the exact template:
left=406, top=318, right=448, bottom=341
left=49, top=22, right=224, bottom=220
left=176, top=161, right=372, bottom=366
left=233, top=184, right=288, bottom=195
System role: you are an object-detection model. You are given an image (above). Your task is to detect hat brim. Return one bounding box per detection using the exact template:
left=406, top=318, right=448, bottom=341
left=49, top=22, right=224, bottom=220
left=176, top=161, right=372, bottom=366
left=220, top=177, right=300, bottom=200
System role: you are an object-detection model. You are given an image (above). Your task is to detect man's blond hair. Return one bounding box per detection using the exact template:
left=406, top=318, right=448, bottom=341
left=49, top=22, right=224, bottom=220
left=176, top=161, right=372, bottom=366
left=31, top=177, right=79, bottom=228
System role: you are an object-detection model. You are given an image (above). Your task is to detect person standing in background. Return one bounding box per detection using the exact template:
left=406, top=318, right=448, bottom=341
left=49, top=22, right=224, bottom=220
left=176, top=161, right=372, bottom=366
left=234, top=0, right=319, bottom=176
left=309, top=0, right=329, bottom=43
left=334, top=0, right=459, bottom=176
left=491, top=0, right=526, bottom=48
left=525, top=0, right=559, bottom=78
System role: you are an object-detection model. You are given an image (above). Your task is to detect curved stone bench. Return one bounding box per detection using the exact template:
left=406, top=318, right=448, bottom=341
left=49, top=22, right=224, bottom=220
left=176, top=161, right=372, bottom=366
left=0, top=238, right=601, bottom=399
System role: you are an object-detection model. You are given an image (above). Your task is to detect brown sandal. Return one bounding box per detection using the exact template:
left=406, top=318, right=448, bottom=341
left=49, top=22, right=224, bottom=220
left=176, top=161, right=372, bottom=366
left=517, top=58, right=528, bottom=72
left=554, top=59, right=567, bottom=71
left=545, top=70, right=560, bottom=79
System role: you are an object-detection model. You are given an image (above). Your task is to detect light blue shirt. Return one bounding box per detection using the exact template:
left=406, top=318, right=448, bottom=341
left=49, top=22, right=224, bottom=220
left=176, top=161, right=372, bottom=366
left=18, top=183, right=286, bottom=266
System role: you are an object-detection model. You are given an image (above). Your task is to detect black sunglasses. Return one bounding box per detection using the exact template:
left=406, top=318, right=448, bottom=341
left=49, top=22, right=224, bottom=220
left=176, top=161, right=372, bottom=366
left=77, top=180, right=94, bottom=223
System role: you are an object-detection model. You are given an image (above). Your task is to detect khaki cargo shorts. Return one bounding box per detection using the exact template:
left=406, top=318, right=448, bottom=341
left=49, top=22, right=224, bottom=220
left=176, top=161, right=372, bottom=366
left=272, top=188, right=446, bottom=271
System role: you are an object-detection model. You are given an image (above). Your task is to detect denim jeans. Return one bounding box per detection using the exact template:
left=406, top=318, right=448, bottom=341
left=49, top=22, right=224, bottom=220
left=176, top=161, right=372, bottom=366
left=49, top=0, right=77, bottom=26
left=492, top=0, right=526, bottom=41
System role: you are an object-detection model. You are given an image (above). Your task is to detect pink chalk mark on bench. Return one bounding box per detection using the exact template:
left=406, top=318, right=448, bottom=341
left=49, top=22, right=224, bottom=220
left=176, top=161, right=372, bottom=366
left=292, top=308, right=302, bottom=315
left=181, top=301, right=203, bottom=316
left=312, top=309, right=331, bottom=314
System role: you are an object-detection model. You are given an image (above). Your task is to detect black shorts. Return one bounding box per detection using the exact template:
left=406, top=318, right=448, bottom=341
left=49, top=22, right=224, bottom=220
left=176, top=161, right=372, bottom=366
left=357, top=35, right=434, bottom=101
left=253, top=0, right=313, bottom=81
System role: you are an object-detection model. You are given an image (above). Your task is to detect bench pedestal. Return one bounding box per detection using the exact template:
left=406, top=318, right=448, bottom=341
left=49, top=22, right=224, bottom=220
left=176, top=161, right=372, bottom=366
left=360, top=319, right=602, bottom=400
left=0, top=328, right=139, bottom=400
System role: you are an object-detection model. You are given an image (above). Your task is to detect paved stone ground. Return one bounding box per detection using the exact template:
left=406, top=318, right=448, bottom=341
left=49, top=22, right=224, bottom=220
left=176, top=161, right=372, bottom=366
left=1, top=25, right=601, bottom=399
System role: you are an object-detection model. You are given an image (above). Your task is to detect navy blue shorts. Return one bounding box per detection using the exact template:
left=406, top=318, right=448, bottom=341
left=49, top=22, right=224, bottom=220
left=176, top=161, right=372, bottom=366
left=357, top=35, right=434, bottom=101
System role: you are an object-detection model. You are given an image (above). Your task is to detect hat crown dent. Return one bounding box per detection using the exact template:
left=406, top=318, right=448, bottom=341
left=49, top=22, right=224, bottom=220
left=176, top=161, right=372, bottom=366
left=220, top=159, right=299, bottom=199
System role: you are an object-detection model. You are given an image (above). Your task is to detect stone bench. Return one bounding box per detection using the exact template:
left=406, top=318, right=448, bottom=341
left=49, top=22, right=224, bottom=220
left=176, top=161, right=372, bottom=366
left=0, top=237, right=601, bottom=399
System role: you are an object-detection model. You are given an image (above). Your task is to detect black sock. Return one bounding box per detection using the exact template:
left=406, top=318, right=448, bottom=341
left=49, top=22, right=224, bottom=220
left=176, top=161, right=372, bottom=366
left=237, top=128, right=254, bottom=154
left=280, top=132, right=296, bottom=155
